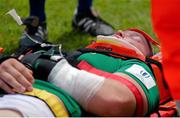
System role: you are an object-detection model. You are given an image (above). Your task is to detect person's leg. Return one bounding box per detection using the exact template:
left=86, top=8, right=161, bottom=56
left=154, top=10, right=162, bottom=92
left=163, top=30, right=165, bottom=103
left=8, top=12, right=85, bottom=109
left=72, top=0, right=114, bottom=36
left=77, top=0, right=92, bottom=14
left=15, top=0, right=47, bottom=57
left=29, top=0, right=46, bottom=22
left=25, top=0, right=47, bottom=36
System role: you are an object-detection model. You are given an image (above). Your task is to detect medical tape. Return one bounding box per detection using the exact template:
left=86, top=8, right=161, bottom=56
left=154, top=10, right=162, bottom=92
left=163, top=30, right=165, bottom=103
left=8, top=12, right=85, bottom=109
left=48, top=59, right=105, bottom=109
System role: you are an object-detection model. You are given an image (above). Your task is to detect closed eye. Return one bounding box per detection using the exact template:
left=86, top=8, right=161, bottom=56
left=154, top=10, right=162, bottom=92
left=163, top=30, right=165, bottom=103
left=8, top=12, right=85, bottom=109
left=132, top=36, right=142, bottom=42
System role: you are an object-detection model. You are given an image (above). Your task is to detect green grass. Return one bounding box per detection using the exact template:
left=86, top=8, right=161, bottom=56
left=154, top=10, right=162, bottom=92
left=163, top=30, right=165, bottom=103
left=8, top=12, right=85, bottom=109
left=0, top=0, right=155, bottom=54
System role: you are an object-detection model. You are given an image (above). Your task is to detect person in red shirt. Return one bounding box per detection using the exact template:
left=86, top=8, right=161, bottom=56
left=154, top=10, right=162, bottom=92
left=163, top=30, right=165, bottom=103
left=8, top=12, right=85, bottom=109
left=151, top=0, right=180, bottom=112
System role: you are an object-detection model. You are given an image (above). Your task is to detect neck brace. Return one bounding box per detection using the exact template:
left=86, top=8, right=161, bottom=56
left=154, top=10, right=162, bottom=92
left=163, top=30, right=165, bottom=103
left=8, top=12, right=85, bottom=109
left=87, top=35, right=146, bottom=60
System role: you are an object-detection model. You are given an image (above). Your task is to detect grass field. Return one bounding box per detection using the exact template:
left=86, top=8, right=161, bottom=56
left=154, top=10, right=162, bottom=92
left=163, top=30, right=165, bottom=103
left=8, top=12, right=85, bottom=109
left=0, top=0, right=155, bottom=54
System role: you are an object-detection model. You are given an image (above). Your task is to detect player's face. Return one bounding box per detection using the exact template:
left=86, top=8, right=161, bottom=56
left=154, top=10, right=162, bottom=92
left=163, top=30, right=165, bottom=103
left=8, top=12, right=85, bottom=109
left=116, top=30, right=151, bottom=56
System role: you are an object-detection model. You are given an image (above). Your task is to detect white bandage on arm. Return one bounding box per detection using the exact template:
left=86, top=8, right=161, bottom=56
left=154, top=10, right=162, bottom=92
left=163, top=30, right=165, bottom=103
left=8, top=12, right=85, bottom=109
left=48, top=59, right=105, bottom=109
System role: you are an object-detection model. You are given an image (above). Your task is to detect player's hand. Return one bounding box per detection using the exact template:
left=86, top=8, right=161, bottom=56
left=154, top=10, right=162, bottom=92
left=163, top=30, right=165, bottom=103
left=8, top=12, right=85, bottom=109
left=0, top=58, right=34, bottom=93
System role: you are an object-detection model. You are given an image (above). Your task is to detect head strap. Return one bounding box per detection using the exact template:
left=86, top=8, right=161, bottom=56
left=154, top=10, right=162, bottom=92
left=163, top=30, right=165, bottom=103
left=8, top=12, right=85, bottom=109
left=86, top=28, right=159, bottom=60
left=128, top=28, right=160, bottom=47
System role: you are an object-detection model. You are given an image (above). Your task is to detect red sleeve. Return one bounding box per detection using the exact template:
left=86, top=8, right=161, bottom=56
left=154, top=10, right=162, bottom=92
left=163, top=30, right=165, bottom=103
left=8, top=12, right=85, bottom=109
left=151, top=0, right=180, bottom=100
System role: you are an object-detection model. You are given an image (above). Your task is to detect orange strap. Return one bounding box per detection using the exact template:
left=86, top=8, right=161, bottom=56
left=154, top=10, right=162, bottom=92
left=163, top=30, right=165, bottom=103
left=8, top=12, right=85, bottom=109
left=150, top=101, right=176, bottom=117
left=0, top=48, right=3, bottom=53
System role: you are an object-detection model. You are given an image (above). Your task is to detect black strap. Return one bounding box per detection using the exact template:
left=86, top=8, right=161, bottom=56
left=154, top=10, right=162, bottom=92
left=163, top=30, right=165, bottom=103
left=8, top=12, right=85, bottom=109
left=78, top=48, right=164, bottom=70
left=145, top=57, right=162, bottom=71
left=21, top=53, right=57, bottom=81
left=66, top=50, right=82, bottom=67
left=0, top=54, right=8, bottom=64
left=0, top=54, right=18, bottom=64
left=77, top=48, right=138, bottom=60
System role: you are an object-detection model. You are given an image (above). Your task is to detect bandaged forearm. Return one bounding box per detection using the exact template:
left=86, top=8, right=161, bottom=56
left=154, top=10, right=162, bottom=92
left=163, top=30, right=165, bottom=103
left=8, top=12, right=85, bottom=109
left=48, top=59, right=105, bottom=109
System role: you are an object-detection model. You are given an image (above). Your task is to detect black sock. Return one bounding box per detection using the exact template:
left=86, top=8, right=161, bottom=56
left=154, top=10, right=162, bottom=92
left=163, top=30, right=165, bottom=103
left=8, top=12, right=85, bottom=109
left=77, top=0, right=92, bottom=14
left=29, top=0, right=46, bottom=22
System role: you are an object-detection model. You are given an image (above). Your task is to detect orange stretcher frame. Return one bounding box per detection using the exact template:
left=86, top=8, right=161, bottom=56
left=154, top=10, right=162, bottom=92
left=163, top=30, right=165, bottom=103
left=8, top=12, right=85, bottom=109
left=0, top=48, right=3, bottom=53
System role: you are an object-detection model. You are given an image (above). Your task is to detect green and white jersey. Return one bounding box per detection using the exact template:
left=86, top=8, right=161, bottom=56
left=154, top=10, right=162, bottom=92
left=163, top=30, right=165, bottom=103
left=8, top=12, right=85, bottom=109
left=77, top=52, right=160, bottom=114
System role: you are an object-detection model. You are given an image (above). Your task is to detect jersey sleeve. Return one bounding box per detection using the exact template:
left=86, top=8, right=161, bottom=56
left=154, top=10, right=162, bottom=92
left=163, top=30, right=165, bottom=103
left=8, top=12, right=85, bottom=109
left=116, top=59, right=160, bottom=114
